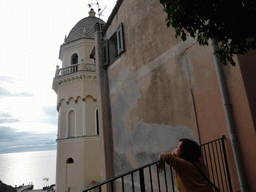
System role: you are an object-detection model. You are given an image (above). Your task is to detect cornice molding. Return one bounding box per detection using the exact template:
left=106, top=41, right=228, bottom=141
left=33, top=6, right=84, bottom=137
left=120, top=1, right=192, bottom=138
left=59, top=38, right=95, bottom=60
left=52, top=70, right=97, bottom=92
left=56, top=135, right=99, bottom=144
left=56, top=70, right=96, bottom=83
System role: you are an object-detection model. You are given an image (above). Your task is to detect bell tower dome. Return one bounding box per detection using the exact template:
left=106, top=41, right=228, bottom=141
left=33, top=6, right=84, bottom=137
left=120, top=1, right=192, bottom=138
left=52, top=8, right=105, bottom=192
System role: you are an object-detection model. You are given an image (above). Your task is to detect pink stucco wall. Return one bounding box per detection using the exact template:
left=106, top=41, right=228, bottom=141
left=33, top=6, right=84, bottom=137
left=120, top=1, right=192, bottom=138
left=97, top=0, right=256, bottom=191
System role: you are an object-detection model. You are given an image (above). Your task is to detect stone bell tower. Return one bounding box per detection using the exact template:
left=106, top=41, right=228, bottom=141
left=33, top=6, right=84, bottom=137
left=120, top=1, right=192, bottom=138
left=52, top=9, right=105, bottom=192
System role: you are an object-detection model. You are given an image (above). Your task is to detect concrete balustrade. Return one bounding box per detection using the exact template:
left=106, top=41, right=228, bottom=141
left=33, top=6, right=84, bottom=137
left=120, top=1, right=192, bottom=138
left=55, top=63, right=96, bottom=77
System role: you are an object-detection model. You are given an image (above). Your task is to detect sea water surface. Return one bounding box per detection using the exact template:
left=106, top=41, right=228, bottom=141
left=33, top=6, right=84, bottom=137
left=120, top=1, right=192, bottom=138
left=0, top=150, right=56, bottom=189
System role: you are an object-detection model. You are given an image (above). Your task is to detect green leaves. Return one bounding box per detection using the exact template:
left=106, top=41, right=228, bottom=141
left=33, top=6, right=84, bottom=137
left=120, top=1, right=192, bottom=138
left=181, top=31, right=187, bottom=41
left=159, top=0, right=256, bottom=66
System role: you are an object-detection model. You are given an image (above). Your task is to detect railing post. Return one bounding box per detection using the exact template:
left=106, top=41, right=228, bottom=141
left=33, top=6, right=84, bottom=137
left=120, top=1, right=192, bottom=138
left=139, top=168, right=145, bottom=192
left=55, top=65, right=60, bottom=77
left=79, top=63, right=86, bottom=71
left=221, top=136, right=233, bottom=192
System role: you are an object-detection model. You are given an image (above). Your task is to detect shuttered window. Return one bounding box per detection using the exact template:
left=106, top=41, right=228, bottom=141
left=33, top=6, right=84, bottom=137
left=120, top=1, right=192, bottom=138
left=102, top=22, right=125, bottom=66
left=117, top=23, right=125, bottom=55
left=102, top=40, right=109, bottom=66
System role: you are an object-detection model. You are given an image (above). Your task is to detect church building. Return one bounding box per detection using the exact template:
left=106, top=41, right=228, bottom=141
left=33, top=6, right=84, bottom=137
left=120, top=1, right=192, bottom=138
left=52, top=9, right=105, bottom=192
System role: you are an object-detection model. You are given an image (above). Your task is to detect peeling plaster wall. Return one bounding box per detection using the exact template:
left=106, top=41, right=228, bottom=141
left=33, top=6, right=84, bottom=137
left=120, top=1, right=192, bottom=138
left=109, top=46, right=200, bottom=175
left=113, top=120, right=195, bottom=174
left=105, top=0, right=200, bottom=175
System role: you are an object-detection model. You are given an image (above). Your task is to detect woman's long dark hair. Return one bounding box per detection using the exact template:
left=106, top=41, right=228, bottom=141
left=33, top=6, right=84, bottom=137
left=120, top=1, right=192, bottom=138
left=178, top=138, right=202, bottom=162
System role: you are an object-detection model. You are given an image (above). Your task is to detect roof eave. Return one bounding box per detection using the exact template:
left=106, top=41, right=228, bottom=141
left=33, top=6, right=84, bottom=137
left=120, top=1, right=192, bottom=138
left=102, top=0, right=124, bottom=36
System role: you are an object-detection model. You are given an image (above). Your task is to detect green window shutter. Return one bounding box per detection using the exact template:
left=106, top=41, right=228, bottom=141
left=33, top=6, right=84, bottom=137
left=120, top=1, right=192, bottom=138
left=117, top=23, right=125, bottom=55
left=102, top=40, right=109, bottom=67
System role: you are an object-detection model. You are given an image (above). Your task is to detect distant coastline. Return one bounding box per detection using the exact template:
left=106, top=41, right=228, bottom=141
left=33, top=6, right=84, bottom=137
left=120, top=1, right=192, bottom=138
left=0, top=181, right=55, bottom=192
left=0, top=147, right=57, bottom=155
left=0, top=148, right=57, bottom=155
left=0, top=180, right=16, bottom=192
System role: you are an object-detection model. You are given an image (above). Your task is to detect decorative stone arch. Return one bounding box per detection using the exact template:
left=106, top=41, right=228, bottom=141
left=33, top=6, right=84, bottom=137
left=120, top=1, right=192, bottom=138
left=84, top=95, right=94, bottom=101
left=84, top=95, right=97, bottom=102
left=67, top=97, right=75, bottom=105
left=57, top=99, right=65, bottom=111
left=75, top=96, right=82, bottom=104
left=66, top=108, right=76, bottom=138
left=59, top=98, right=66, bottom=105
left=70, top=52, right=79, bottom=65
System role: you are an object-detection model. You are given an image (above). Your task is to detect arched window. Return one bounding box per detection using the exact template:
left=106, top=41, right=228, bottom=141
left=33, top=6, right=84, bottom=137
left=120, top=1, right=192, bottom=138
left=95, top=108, right=99, bottom=135
left=94, top=23, right=104, bottom=32
left=67, top=109, right=76, bottom=138
left=66, top=157, right=74, bottom=185
left=71, top=53, right=78, bottom=65
left=66, top=158, right=74, bottom=164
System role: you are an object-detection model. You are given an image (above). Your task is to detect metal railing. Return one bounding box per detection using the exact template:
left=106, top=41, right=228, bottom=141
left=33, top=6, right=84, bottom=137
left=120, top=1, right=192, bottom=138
left=55, top=63, right=96, bottom=77
left=82, top=136, right=232, bottom=192
left=201, top=136, right=233, bottom=192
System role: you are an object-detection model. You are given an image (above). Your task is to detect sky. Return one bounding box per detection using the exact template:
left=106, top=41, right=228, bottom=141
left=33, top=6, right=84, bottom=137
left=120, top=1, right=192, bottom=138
left=0, top=0, right=117, bottom=154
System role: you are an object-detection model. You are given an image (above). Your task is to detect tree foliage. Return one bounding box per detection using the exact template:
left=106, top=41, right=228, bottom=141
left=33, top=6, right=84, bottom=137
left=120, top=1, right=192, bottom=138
left=159, top=0, right=256, bottom=65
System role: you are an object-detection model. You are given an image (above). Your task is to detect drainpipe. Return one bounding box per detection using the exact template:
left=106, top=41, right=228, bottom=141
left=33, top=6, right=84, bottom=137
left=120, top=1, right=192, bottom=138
left=210, top=39, right=249, bottom=192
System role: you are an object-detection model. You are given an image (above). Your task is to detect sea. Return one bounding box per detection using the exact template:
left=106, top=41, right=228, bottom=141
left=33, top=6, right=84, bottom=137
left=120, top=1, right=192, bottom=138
left=0, top=150, right=56, bottom=189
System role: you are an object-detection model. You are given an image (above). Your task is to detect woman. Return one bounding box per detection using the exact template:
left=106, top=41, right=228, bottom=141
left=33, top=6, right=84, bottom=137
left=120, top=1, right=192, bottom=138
left=158, top=139, right=214, bottom=192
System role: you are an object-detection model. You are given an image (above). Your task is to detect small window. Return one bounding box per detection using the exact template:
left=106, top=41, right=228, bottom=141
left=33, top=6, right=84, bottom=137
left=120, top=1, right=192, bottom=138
left=95, top=23, right=104, bottom=32
left=102, top=23, right=125, bottom=66
left=66, top=158, right=74, bottom=164
left=71, top=53, right=78, bottom=65
left=109, top=32, right=118, bottom=63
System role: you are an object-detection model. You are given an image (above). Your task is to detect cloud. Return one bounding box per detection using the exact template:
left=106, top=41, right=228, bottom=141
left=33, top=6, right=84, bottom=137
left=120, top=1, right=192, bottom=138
left=0, top=112, right=12, bottom=118
left=0, top=76, right=33, bottom=97
left=0, top=87, right=11, bottom=97
left=43, top=106, right=58, bottom=117
left=0, top=126, right=56, bottom=154
left=0, top=118, right=19, bottom=124
left=42, top=106, right=58, bottom=125
left=0, top=76, right=13, bottom=83
left=0, top=126, right=23, bottom=142
left=0, top=87, right=34, bottom=97
left=0, top=112, right=19, bottom=124
left=12, top=91, right=34, bottom=97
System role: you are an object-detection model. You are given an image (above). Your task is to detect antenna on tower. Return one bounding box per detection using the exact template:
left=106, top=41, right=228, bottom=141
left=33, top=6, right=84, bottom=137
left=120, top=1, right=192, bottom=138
left=88, top=0, right=106, bottom=19
left=98, top=6, right=106, bottom=18
left=88, top=0, right=107, bottom=32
